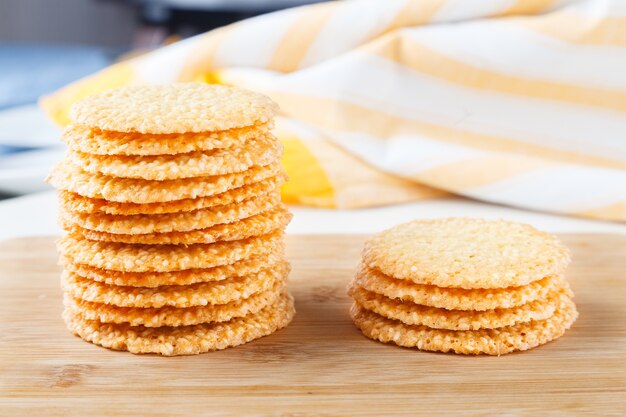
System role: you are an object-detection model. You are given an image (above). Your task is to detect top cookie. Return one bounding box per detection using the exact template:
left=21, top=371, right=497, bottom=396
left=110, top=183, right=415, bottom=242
left=70, top=83, right=279, bottom=134
left=362, top=218, right=570, bottom=289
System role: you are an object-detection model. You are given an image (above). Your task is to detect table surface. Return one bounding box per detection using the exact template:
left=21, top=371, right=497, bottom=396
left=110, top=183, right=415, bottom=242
left=1, top=234, right=625, bottom=416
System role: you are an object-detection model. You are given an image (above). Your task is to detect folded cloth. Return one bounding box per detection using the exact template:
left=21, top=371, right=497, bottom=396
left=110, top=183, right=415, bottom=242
left=41, top=0, right=626, bottom=221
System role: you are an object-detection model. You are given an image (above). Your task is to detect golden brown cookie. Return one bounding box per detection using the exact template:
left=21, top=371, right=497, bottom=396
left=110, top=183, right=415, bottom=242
left=61, top=261, right=289, bottom=308
left=62, top=122, right=271, bottom=156
left=67, top=135, right=282, bottom=180
left=47, top=161, right=283, bottom=203
left=362, top=218, right=570, bottom=289
left=349, top=285, right=568, bottom=330
left=58, top=174, right=286, bottom=216
left=64, top=280, right=285, bottom=327
left=57, top=231, right=284, bottom=272
left=350, top=295, right=578, bottom=355
left=65, top=206, right=292, bottom=245
left=69, top=83, right=278, bottom=133
left=60, top=244, right=284, bottom=287
left=353, top=264, right=568, bottom=311
left=64, top=291, right=295, bottom=356
left=59, top=192, right=281, bottom=234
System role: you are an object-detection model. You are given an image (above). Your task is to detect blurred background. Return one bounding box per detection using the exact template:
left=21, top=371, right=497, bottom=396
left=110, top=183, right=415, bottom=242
left=0, top=0, right=323, bottom=198
left=1, top=0, right=625, bottom=237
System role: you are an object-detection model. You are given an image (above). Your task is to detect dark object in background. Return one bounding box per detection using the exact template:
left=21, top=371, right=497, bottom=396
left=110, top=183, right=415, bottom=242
left=129, top=0, right=326, bottom=44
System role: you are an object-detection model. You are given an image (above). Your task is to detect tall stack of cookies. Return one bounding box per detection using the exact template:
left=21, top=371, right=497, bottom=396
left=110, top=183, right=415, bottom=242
left=47, top=83, right=295, bottom=356
left=348, top=218, right=578, bottom=355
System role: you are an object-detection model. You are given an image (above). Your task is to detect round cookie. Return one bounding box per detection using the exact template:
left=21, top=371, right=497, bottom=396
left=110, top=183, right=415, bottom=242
left=363, top=218, right=570, bottom=289
left=350, top=295, right=578, bottom=355
left=59, top=192, right=281, bottom=234
left=64, top=280, right=284, bottom=327
left=66, top=206, right=292, bottom=245
left=61, top=245, right=285, bottom=287
left=46, top=161, right=283, bottom=203
left=58, top=174, right=286, bottom=215
left=70, top=83, right=279, bottom=134
left=57, top=231, right=284, bottom=272
left=354, top=264, right=568, bottom=311
left=62, top=261, right=288, bottom=308
left=67, top=136, right=282, bottom=180
left=349, top=285, right=567, bottom=330
left=63, top=291, right=295, bottom=356
left=62, top=122, right=271, bottom=156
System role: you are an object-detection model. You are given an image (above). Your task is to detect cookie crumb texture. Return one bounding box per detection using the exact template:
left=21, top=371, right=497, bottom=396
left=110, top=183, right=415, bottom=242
left=59, top=192, right=282, bottom=234
left=70, top=83, right=278, bottom=134
left=62, top=122, right=272, bottom=156
left=64, top=280, right=285, bottom=327
left=350, top=296, right=577, bottom=355
left=61, top=245, right=284, bottom=288
left=350, top=218, right=577, bottom=355
left=58, top=174, right=287, bottom=216
left=67, top=135, right=282, bottom=180
left=65, top=293, right=295, bottom=356
left=48, top=83, right=294, bottom=355
left=48, top=161, right=282, bottom=204
left=65, top=207, right=292, bottom=246
left=363, top=217, right=570, bottom=289
left=57, top=231, right=284, bottom=272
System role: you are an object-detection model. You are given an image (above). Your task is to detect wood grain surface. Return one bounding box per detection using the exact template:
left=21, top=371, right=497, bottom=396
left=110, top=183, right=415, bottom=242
left=0, top=234, right=625, bottom=416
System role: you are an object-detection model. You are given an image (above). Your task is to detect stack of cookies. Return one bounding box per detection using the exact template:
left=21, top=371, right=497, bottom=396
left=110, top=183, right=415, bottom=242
left=348, top=218, right=578, bottom=355
left=47, top=83, right=295, bottom=356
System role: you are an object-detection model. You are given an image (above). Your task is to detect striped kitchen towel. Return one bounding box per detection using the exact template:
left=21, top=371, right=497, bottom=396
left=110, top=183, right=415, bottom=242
left=41, top=0, right=626, bottom=221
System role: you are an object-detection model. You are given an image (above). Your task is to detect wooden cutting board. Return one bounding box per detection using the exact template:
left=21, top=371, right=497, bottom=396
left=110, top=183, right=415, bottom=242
left=1, top=234, right=625, bottom=416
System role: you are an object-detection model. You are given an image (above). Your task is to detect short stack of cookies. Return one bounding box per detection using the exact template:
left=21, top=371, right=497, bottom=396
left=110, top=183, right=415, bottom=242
left=348, top=218, right=578, bottom=355
left=47, top=83, right=295, bottom=356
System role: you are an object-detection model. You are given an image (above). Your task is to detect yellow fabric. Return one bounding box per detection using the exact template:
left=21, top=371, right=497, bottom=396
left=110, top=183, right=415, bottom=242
left=41, top=0, right=626, bottom=221
left=279, top=136, right=336, bottom=207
